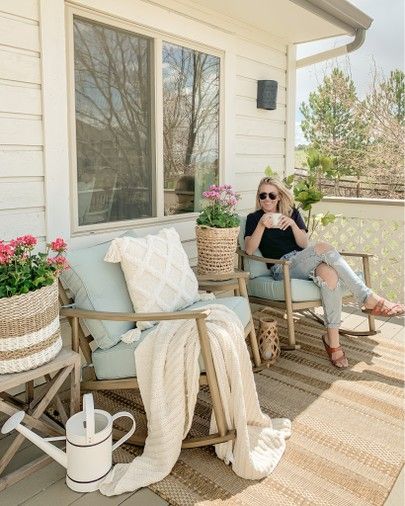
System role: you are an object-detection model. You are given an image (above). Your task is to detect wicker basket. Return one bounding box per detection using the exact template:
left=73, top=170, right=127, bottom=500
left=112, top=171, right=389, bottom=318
left=258, top=317, right=280, bottom=366
left=195, top=225, right=240, bottom=275
left=0, top=280, right=62, bottom=374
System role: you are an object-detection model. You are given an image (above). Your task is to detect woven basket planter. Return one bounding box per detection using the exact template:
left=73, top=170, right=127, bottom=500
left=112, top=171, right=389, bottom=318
left=0, top=280, right=62, bottom=374
left=196, top=225, right=240, bottom=275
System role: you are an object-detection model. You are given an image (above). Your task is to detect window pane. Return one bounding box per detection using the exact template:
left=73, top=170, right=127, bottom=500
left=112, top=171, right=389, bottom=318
left=162, top=43, right=220, bottom=216
left=73, top=17, right=154, bottom=226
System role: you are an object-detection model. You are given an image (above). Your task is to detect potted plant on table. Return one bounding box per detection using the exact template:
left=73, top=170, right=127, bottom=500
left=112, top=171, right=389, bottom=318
left=196, top=184, right=240, bottom=274
left=0, top=235, right=69, bottom=374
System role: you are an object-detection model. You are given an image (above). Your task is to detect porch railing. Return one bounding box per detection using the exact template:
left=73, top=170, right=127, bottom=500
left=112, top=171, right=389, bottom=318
left=312, top=197, right=404, bottom=303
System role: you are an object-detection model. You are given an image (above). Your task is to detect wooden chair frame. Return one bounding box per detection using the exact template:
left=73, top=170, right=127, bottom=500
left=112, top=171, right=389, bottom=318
left=237, top=249, right=378, bottom=348
left=59, top=271, right=262, bottom=449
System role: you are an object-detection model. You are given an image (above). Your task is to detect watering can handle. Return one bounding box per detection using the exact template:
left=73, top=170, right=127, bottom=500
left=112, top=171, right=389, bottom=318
left=83, top=393, right=95, bottom=443
left=111, top=412, right=136, bottom=451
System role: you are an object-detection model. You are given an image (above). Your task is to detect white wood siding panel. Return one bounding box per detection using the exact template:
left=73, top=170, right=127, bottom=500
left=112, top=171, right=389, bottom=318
left=236, top=136, right=285, bottom=155
left=0, top=181, right=43, bottom=209
left=0, top=15, right=40, bottom=52
left=0, top=49, right=41, bottom=83
left=236, top=96, right=286, bottom=122
left=236, top=56, right=286, bottom=87
left=238, top=191, right=258, bottom=213
left=0, top=115, right=42, bottom=145
left=235, top=39, right=286, bottom=70
left=235, top=172, right=268, bottom=192
left=0, top=82, right=41, bottom=115
left=0, top=209, right=45, bottom=240
left=0, top=148, right=43, bottom=177
left=0, top=0, right=39, bottom=21
left=236, top=76, right=286, bottom=105
left=236, top=116, right=285, bottom=138
left=235, top=154, right=285, bottom=174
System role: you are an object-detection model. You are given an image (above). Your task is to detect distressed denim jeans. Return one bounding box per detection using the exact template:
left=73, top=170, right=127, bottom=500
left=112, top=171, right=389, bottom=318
left=270, top=246, right=372, bottom=328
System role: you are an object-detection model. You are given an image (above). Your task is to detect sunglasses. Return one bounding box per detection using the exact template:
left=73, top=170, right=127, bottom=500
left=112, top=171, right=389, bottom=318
left=259, top=192, right=278, bottom=201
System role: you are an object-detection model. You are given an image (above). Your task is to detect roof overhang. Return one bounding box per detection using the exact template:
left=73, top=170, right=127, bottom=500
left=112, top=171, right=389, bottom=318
left=186, top=0, right=373, bottom=45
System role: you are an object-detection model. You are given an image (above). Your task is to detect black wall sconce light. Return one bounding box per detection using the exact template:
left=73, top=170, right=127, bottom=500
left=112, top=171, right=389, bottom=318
left=257, top=80, right=278, bottom=110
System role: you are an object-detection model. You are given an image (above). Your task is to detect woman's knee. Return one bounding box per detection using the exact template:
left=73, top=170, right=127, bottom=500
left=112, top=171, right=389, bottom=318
left=314, top=242, right=335, bottom=255
left=315, top=263, right=339, bottom=290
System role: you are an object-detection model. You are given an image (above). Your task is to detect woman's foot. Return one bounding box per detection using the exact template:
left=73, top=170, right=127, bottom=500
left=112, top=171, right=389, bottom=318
left=322, top=335, right=348, bottom=368
left=363, top=295, right=405, bottom=317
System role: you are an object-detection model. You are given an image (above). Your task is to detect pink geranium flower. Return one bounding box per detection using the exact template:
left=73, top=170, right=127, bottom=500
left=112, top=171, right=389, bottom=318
left=10, top=235, right=37, bottom=250
left=197, top=183, right=241, bottom=229
left=49, top=237, right=67, bottom=253
left=0, top=234, right=69, bottom=298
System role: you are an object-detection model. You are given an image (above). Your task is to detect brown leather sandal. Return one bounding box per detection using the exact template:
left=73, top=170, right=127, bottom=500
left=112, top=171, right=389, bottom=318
left=322, top=336, right=348, bottom=369
left=362, top=299, right=405, bottom=317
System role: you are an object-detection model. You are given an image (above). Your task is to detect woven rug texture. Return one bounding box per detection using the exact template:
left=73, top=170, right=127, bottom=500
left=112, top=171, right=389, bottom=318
left=93, top=311, right=404, bottom=506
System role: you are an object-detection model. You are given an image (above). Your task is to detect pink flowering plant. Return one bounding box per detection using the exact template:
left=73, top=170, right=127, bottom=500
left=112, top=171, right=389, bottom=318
left=0, top=235, right=68, bottom=298
left=197, top=184, right=240, bottom=228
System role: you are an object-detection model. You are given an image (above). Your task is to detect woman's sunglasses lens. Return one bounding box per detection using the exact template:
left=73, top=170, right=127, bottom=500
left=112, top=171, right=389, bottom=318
left=259, top=192, right=277, bottom=200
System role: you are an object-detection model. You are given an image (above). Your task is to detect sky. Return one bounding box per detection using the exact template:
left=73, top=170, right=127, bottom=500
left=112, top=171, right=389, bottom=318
left=295, top=0, right=404, bottom=146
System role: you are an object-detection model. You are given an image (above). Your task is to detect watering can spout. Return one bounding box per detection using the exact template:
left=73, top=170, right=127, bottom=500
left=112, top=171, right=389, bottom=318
left=1, top=411, right=67, bottom=469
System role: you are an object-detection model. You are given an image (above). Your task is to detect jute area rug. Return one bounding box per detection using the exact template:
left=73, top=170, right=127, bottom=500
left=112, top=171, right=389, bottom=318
left=94, top=311, right=404, bottom=506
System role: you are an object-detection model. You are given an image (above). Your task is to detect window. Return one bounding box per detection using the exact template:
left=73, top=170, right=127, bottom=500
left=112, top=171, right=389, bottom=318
left=72, top=15, right=220, bottom=228
left=73, top=17, right=154, bottom=226
left=162, top=43, right=220, bottom=216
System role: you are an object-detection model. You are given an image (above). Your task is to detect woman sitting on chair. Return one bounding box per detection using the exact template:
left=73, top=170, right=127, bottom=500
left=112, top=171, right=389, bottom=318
left=245, top=177, right=405, bottom=369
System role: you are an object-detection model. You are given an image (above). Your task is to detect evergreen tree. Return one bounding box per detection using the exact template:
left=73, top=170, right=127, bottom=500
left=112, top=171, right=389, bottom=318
left=300, top=68, right=368, bottom=188
left=361, top=69, right=404, bottom=187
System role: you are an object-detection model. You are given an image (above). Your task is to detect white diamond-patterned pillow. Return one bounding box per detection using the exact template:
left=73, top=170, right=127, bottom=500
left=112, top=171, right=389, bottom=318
left=104, top=228, right=199, bottom=330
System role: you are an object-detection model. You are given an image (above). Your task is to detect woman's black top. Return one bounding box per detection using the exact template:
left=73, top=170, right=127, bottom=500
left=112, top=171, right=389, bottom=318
left=244, top=208, right=307, bottom=261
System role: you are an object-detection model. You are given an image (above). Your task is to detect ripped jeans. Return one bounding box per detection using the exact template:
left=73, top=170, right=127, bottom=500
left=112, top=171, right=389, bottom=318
left=270, top=246, right=372, bottom=328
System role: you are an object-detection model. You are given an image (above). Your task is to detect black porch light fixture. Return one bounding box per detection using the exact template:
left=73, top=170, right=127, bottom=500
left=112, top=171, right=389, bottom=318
left=257, top=80, right=278, bottom=110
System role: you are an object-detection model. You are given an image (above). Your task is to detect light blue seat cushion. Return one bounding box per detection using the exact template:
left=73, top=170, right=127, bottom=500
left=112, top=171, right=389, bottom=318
left=92, top=296, right=251, bottom=380
left=247, top=272, right=364, bottom=302
left=238, top=215, right=269, bottom=279
left=61, top=232, right=137, bottom=350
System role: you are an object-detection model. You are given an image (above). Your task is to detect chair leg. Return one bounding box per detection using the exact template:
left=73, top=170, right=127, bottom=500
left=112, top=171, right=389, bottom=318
left=196, top=318, right=229, bottom=438
left=282, top=264, right=299, bottom=349
left=248, top=324, right=262, bottom=368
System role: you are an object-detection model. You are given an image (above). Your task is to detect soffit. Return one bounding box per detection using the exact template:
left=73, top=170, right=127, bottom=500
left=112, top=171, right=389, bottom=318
left=185, top=0, right=370, bottom=44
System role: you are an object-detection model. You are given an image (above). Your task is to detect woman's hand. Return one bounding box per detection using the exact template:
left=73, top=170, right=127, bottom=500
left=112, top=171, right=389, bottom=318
left=259, top=213, right=273, bottom=229
left=278, top=215, right=295, bottom=231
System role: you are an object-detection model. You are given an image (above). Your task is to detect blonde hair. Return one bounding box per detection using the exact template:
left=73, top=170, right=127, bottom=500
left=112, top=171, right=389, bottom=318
left=255, top=177, right=294, bottom=216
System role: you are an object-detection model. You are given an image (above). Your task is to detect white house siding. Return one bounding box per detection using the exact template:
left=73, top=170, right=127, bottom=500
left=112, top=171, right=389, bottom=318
left=0, top=0, right=45, bottom=242
left=0, top=0, right=293, bottom=262
left=234, top=41, right=289, bottom=214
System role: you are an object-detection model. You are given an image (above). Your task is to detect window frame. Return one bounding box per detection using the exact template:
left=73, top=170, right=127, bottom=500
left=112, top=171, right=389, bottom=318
left=66, top=5, right=224, bottom=235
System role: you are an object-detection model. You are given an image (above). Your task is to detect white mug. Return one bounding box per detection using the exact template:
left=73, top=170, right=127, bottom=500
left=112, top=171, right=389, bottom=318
left=271, top=213, right=282, bottom=227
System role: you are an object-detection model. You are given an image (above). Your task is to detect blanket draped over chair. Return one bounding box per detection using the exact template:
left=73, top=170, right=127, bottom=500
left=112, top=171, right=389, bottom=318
left=99, top=305, right=291, bottom=496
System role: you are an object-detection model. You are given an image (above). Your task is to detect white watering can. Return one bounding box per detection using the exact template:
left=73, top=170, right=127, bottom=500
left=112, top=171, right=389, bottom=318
left=1, top=393, right=135, bottom=492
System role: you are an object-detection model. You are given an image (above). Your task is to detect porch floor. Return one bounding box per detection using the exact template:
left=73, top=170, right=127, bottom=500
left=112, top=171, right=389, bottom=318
left=0, top=305, right=403, bottom=506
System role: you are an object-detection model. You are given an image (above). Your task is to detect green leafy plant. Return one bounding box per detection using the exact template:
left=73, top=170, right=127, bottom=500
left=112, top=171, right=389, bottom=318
left=196, top=184, right=240, bottom=228
left=0, top=235, right=69, bottom=298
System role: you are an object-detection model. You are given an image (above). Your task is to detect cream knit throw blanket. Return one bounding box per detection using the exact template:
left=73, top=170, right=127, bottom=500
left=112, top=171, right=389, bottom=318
left=99, top=305, right=291, bottom=496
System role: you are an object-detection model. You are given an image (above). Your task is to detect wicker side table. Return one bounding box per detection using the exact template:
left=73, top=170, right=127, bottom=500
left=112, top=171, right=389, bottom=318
left=0, top=349, right=80, bottom=491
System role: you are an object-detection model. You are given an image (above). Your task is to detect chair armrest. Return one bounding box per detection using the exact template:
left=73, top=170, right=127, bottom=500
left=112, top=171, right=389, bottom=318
left=60, top=307, right=210, bottom=321
left=236, top=248, right=291, bottom=265
left=339, top=251, right=374, bottom=258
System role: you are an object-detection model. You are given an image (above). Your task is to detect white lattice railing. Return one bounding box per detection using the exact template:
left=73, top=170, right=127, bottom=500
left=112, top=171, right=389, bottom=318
left=311, top=197, right=404, bottom=303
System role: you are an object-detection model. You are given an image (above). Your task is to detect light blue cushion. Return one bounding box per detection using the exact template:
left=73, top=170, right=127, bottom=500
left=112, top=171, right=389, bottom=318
left=61, top=232, right=137, bottom=350
left=238, top=215, right=269, bottom=279
left=92, top=296, right=251, bottom=379
left=247, top=272, right=364, bottom=302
